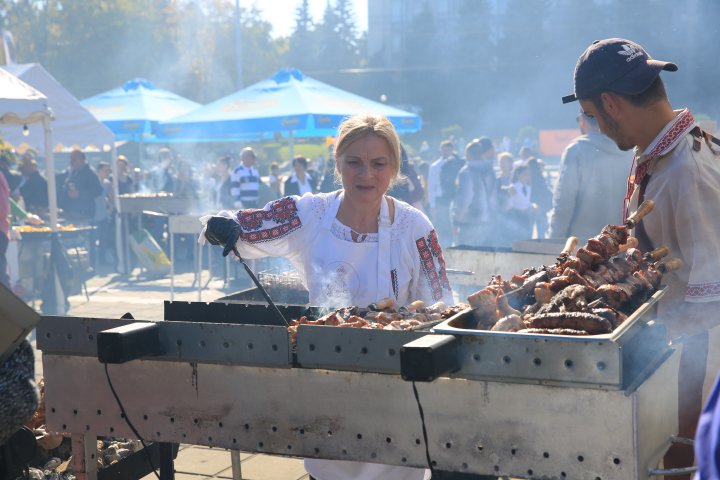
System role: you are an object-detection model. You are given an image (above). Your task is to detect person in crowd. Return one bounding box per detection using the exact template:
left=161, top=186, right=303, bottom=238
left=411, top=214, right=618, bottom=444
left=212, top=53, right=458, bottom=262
left=283, top=156, right=315, bottom=196
left=19, top=157, right=49, bottom=214
left=515, top=145, right=534, bottom=168
left=496, top=152, right=514, bottom=188
left=525, top=156, right=553, bottom=239
left=503, top=164, right=535, bottom=242
left=116, top=155, right=136, bottom=195
left=452, top=137, right=497, bottom=246
left=214, top=155, right=234, bottom=208
left=563, top=37, right=720, bottom=479
left=549, top=111, right=633, bottom=244
left=202, top=114, right=453, bottom=480
left=428, top=140, right=464, bottom=246
left=0, top=149, right=22, bottom=199
left=148, top=147, right=177, bottom=193
left=175, top=158, right=199, bottom=199
left=230, top=147, right=260, bottom=208
left=93, top=161, right=115, bottom=267
left=268, top=162, right=282, bottom=197
left=59, top=149, right=103, bottom=224
left=389, top=145, right=425, bottom=211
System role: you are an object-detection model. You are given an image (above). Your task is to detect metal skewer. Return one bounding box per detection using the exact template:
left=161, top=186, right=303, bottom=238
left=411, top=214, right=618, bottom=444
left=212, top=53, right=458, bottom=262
left=231, top=246, right=289, bottom=327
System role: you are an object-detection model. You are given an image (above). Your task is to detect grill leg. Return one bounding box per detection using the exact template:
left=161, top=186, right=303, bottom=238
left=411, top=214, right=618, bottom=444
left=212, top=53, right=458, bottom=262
left=159, top=442, right=175, bottom=480
left=230, top=449, right=243, bottom=479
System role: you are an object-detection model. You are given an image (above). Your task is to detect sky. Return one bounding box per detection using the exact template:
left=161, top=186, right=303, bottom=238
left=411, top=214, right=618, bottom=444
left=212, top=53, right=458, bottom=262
left=251, top=0, right=368, bottom=38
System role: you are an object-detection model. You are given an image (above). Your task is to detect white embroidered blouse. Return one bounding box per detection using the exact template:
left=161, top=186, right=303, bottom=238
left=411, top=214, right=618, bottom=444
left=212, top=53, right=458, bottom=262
left=216, top=190, right=454, bottom=307
left=629, top=109, right=720, bottom=309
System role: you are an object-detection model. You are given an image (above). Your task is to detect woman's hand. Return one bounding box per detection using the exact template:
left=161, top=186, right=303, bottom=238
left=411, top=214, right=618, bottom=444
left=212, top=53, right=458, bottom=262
left=204, top=216, right=242, bottom=257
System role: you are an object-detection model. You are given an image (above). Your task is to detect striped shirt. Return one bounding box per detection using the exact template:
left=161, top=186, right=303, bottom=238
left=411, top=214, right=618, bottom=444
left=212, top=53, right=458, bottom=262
left=230, top=164, right=259, bottom=208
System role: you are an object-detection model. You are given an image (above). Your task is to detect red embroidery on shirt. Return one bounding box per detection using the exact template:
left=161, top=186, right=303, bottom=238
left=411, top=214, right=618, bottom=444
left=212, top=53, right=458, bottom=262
left=624, top=110, right=696, bottom=221
left=390, top=269, right=399, bottom=300
left=686, top=281, right=720, bottom=299
left=428, top=230, right=451, bottom=291
left=236, top=197, right=301, bottom=243
left=416, top=229, right=451, bottom=300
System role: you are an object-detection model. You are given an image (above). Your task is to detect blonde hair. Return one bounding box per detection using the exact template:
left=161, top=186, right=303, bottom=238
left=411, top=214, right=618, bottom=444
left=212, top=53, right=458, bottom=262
left=334, top=114, right=402, bottom=187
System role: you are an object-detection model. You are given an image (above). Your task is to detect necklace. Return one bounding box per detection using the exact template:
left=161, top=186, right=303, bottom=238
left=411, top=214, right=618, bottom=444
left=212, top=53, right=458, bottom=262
left=347, top=214, right=381, bottom=243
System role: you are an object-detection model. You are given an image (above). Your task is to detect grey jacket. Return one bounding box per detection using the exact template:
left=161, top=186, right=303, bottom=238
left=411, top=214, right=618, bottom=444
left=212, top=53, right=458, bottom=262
left=549, top=132, right=633, bottom=243
left=453, top=160, right=496, bottom=226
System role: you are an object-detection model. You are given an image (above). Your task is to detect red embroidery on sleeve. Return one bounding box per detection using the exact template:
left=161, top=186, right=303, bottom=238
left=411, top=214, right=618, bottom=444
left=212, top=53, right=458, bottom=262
left=416, top=229, right=451, bottom=300
left=235, top=197, right=301, bottom=244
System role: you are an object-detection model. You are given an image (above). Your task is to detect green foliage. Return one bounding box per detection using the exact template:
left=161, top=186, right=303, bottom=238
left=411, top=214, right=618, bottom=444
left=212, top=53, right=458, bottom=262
left=0, top=0, right=283, bottom=102
left=284, top=0, right=363, bottom=78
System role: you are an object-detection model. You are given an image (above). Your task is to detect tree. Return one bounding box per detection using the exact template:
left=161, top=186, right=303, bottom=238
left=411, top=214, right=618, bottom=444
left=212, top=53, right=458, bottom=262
left=287, top=0, right=317, bottom=72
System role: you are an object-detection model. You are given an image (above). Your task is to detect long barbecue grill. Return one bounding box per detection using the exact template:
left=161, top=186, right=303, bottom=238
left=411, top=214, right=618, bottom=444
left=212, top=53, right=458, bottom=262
left=38, top=287, right=681, bottom=480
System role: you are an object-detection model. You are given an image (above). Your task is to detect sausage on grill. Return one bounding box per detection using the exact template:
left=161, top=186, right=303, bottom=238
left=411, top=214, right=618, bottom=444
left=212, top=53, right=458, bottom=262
left=518, top=328, right=590, bottom=336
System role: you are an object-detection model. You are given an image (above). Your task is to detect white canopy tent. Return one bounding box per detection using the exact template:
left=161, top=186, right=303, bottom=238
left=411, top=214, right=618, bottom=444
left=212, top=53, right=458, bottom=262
left=0, top=64, right=124, bottom=272
left=0, top=67, right=64, bottom=312
left=0, top=67, right=56, bottom=228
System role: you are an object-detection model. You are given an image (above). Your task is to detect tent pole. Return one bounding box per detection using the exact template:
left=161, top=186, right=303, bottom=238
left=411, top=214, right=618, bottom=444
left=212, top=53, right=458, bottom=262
left=43, top=116, right=64, bottom=314
left=288, top=130, right=294, bottom=163
left=43, top=116, right=58, bottom=231
left=110, top=144, right=125, bottom=274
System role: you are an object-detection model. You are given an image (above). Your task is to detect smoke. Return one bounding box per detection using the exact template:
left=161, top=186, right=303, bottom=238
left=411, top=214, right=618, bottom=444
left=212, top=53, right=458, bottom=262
left=309, top=262, right=354, bottom=310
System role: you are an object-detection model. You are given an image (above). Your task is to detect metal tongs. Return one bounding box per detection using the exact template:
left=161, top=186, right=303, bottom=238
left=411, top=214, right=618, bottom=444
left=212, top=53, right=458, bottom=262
left=230, top=246, right=289, bottom=326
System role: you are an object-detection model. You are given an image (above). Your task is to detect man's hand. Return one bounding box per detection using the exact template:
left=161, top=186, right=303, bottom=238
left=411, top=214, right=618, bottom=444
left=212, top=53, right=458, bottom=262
left=204, top=216, right=242, bottom=257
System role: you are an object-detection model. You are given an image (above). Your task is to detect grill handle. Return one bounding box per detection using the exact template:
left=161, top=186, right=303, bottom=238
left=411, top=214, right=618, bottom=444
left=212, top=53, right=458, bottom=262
left=647, top=436, right=697, bottom=477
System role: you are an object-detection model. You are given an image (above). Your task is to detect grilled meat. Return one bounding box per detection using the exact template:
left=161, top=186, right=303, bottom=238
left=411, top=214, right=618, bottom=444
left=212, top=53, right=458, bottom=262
left=527, top=311, right=613, bottom=334
left=518, top=328, right=590, bottom=336
left=491, top=314, right=525, bottom=332
left=601, top=224, right=630, bottom=245
left=577, top=247, right=604, bottom=266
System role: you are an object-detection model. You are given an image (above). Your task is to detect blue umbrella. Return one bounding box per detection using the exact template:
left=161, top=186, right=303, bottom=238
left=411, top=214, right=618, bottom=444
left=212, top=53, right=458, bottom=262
left=157, top=69, right=421, bottom=142
left=81, top=78, right=201, bottom=141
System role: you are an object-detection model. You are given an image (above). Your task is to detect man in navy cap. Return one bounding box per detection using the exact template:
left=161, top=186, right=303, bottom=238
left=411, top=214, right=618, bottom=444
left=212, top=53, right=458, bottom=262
left=564, top=38, right=720, bottom=478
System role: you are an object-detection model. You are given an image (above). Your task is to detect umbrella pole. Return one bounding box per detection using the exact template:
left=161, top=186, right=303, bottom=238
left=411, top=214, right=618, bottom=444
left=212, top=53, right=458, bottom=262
left=110, top=144, right=125, bottom=274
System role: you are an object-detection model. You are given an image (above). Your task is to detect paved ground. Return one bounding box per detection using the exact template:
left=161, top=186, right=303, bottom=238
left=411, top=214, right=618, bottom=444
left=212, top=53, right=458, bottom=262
left=32, top=261, right=310, bottom=480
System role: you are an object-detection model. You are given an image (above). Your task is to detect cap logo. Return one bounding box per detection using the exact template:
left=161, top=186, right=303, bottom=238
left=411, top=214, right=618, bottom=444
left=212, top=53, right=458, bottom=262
left=618, top=44, right=643, bottom=62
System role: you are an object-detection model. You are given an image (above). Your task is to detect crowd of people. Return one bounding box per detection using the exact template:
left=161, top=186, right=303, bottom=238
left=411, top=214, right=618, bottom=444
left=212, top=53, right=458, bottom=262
left=0, top=113, right=635, bottom=287
left=3, top=34, right=720, bottom=479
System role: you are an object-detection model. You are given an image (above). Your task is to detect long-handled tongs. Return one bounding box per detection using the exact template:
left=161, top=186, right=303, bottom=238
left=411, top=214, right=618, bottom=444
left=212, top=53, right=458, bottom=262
left=231, top=246, right=289, bottom=326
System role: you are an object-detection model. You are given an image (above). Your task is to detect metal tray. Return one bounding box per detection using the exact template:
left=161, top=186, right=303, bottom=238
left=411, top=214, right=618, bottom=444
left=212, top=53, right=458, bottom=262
left=432, top=288, right=668, bottom=390
left=295, top=325, right=427, bottom=374
left=165, top=301, right=435, bottom=374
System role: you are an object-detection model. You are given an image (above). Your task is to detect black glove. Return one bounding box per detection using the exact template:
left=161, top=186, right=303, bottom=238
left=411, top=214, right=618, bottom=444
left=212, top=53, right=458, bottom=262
left=204, top=216, right=242, bottom=257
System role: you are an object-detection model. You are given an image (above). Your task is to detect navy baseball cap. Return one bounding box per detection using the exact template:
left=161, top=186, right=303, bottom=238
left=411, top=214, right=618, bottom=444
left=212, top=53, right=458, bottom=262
left=562, top=38, right=677, bottom=104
